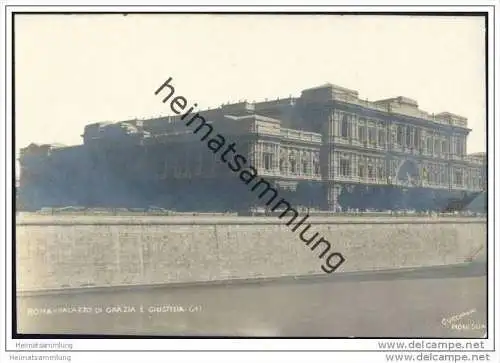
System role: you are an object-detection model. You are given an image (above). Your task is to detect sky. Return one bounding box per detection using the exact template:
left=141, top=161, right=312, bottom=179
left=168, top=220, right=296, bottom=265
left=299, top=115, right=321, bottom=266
left=15, top=14, right=487, bottom=155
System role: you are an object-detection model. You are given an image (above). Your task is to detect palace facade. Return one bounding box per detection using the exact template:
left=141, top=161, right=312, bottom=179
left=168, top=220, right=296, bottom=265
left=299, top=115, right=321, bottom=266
left=19, top=83, right=486, bottom=212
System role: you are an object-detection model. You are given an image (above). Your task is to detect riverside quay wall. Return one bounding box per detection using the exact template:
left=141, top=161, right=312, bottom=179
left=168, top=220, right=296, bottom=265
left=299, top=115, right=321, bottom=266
left=16, top=215, right=487, bottom=292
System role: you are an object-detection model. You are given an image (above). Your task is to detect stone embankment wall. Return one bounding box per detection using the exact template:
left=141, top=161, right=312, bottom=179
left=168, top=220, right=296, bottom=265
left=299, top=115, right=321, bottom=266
left=16, top=215, right=487, bottom=292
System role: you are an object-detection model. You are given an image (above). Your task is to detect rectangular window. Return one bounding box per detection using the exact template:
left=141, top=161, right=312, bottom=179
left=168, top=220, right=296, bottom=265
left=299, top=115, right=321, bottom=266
left=377, top=166, right=384, bottom=179
left=341, top=114, right=349, bottom=138
left=340, top=159, right=350, bottom=177
left=358, top=164, right=365, bottom=178
left=397, top=125, right=403, bottom=145
left=378, top=129, right=386, bottom=146
left=301, top=160, right=308, bottom=175
left=263, top=153, right=273, bottom=171
left=358, top=126, right=366, bottom=142
left=442, top=141, right=448, bottom=154
left=368, top=128, right=377, bottom=145
left=423, top=166, right=430, bottom=182
left=368, top=165, right=374, bottom=179
left=313, top=160, right=320, bottom=175
left=414, top=128, right=420, bottom=148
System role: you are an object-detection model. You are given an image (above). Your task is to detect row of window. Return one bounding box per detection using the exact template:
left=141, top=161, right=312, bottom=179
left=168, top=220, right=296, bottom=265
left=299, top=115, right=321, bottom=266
left=338, top=158, right=386, bottom=179
left=336, top=158, right=478, bottom=187
left=262, top=152, right=321, bottom=175
left=422, top=165, right=449, bottom=184
left=338, top=113, right=466, bottom=156
left=425, top=169, right=476, bottom=187
left=340, top=115, right=386, bottom=145
left=396, top=125, right=421, bottom=148
left=164, top=152, right=479, bottom=188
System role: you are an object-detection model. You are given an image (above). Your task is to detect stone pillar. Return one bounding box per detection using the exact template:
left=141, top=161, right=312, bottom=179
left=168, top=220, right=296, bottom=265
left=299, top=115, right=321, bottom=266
left=350, top=114, right=356, bottom=142
left=250, top=142, right=258, bottom=168
left=390, top=124, right=396, bottom=149
left=309, top=151, right=313, bottom=176
left=272, top=144, right=279, bottom=171
left=297, top=150, right=302, bottom=175
left=353, top=154, right=358, bottom=179
left=327, top=184, right=342, bottom=212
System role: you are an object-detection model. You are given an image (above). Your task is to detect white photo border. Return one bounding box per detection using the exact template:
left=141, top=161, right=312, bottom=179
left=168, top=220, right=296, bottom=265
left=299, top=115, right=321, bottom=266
left=1, top=2, right=497, bottom=358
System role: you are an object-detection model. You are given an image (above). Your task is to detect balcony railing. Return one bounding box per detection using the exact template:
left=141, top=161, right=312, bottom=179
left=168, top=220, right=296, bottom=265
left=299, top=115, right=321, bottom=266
left=256, top=168, right=322, bottom=180
left=280, top=128, right=322, bottom=143
left=254, top=125, right=280, bottom=136
left=333, top=94, right=468, bottom=128
left=336, top=138, right=388, bottom=151
left=253, top=126, right=322, bottom=143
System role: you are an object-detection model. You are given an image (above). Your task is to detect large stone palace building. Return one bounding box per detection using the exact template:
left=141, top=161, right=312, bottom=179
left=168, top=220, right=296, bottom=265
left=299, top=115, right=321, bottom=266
left=19, top=83, right=486, bottom=212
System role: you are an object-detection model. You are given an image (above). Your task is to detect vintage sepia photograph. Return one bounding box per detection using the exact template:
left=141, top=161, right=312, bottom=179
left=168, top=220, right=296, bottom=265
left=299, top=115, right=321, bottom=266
left=10, top=9, right=491, bottom=349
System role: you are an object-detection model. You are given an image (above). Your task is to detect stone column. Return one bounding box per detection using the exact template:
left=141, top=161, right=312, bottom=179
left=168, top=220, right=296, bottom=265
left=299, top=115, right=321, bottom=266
left=420, top=129, right=426, bottom=153
left=327, top=183, right=342, bottom=212
left=251, top=142, right=259, bottom=169
left=353, top=154, right=358, bottom=179
left=273, top=144, right=279, bottom=171
left=401, top=126, right=406, bottom=148
left=390, top=124, right=397, bottom=149
left=297, top=149, right=302, bottom=175
left=350, top=114, right=356, bottom=143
